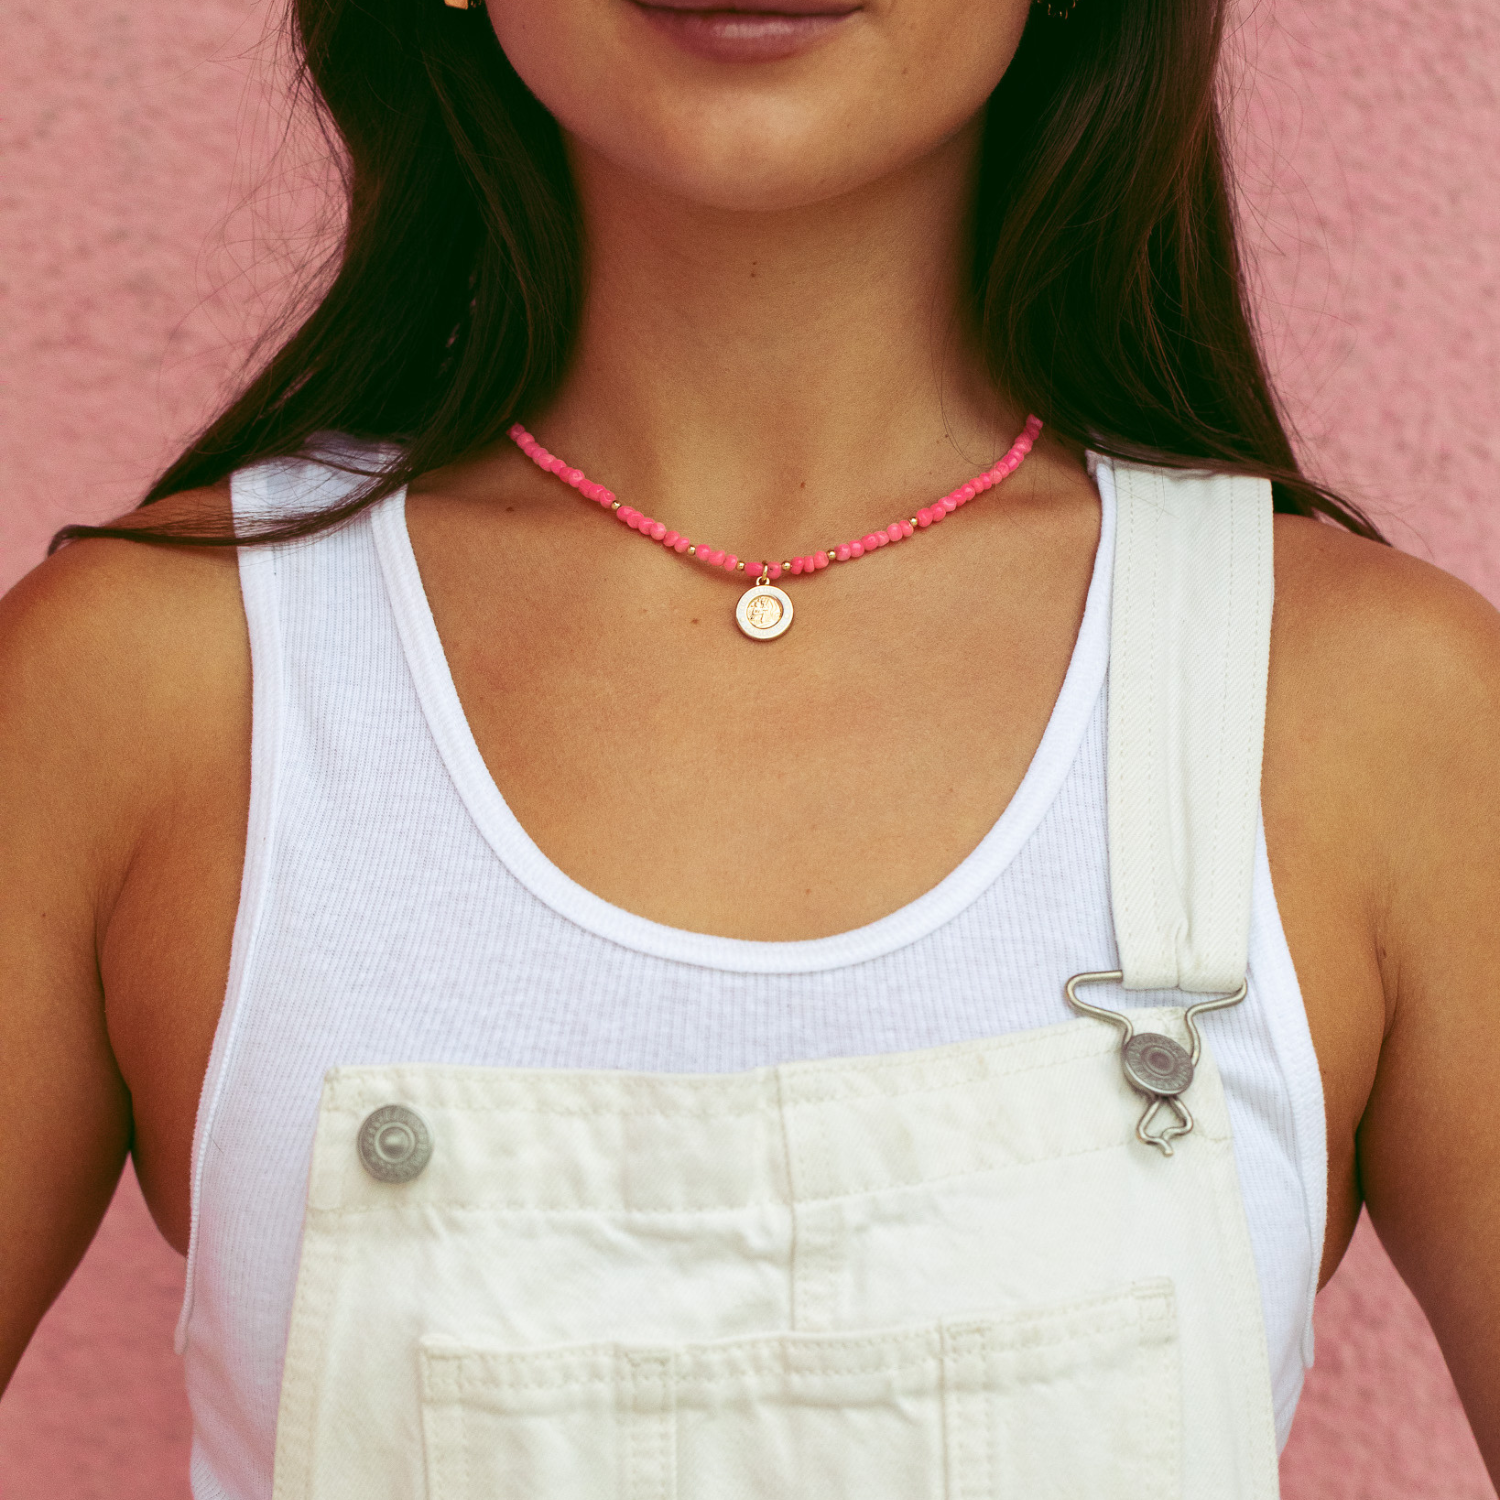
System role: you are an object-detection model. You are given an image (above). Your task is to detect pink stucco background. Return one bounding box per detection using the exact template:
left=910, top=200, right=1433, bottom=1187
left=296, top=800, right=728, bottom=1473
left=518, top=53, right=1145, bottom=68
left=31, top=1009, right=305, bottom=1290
left=2, top=0, right=1497, bottom=1495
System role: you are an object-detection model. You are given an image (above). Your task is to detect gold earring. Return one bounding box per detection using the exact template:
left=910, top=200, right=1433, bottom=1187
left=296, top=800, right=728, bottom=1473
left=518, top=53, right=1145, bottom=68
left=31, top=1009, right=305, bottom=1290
left=1032, top=0, right=1078, bottom=15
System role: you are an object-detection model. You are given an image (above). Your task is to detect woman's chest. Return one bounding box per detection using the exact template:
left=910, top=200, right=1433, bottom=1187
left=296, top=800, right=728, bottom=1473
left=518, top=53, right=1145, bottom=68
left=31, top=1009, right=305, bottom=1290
left=99, top=490, right=1384, bottom=1285
left=102, top=699, right=1379, bottom=1299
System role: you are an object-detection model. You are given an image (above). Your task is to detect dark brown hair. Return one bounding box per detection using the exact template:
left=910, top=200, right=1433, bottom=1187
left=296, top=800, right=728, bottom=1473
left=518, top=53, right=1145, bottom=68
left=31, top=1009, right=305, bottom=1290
left=55, top=0, right=1381, bottom=549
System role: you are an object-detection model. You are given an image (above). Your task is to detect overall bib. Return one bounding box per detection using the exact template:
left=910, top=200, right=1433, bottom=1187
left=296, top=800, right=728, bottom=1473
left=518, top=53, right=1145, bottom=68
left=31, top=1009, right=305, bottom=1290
left=267, top=463, right=1281, bottom=1499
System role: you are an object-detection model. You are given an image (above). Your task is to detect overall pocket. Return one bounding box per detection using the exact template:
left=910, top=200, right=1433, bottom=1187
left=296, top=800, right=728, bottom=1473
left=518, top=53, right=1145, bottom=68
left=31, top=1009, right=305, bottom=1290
left=419, top=1280, right=1180, bottom=1500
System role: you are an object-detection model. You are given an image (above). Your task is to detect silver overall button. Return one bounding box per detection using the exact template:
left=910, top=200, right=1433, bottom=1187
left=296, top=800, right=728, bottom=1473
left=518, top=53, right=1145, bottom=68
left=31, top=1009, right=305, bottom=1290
left=357, top=1104, right=433, bottom=1183
left=1120, top=1033, right=1195, bottom=1097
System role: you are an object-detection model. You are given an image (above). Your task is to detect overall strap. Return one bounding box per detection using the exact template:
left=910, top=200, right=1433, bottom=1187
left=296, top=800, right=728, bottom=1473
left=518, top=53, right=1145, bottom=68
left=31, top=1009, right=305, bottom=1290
left=1106, top=461, right=1275, bottom=993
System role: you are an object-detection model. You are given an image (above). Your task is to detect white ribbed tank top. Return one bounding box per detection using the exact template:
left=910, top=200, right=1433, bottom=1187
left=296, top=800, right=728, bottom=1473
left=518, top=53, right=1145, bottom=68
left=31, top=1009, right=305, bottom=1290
left=178, top=450, right=1327, bottom=1500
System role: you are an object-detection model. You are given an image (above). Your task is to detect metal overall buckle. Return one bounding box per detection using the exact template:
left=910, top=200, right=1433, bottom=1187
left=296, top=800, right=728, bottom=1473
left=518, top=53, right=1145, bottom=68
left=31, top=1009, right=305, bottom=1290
left=1063, top=971, right=1249, bottom=1156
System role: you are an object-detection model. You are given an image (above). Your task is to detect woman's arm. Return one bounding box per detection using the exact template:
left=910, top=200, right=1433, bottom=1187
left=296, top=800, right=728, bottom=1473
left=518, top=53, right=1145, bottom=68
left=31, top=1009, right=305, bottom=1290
left=1, top=545, right=143, bottom=1389
left=0, top=506, right=243, bottom=1390
left=1355, top=566, right=1500, bottom=1482
left=1271, top=516, right=1500, bottom=1482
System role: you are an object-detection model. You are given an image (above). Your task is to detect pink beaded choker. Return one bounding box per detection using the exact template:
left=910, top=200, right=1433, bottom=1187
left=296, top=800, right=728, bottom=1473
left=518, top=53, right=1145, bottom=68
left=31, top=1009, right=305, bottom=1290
left=508, top=415, right=1043, bottom=640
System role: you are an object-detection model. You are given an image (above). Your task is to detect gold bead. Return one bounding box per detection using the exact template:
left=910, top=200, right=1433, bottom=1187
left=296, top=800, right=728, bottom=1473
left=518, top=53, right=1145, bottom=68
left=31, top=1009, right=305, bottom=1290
left=687, top=545, right=696, bottom=556
left=611, top=501, right=622, bottom=511
left=909, top=517, right=918, bottom=527
left=736, top=560, right=745, bottom=571
left=780, top=560, right=792, bottom=571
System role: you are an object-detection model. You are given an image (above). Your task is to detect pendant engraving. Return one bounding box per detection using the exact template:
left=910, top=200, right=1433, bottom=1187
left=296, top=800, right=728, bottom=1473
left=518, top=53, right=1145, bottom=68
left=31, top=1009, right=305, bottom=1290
left=735, top=584, right=794, bottom=641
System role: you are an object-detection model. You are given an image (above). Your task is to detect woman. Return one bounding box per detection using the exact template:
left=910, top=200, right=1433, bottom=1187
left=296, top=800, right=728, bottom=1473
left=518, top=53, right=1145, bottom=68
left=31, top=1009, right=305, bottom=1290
left=2, top=0, right=1497, bottom=1494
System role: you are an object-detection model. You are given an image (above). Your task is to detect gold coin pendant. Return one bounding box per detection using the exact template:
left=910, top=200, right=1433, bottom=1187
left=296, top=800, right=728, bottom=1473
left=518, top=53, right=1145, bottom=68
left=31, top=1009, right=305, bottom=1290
left=735, top=584, right=794, bottom=641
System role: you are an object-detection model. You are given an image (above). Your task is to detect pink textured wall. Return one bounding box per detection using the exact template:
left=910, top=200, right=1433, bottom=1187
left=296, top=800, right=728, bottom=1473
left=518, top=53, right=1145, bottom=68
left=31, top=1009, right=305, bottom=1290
left=1, top=0, right=1496, bottom=1496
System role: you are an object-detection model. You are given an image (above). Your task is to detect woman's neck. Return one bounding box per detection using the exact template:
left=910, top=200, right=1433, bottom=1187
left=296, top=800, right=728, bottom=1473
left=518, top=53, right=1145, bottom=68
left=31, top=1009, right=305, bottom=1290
left=533, top=118, right=1025, bottom=547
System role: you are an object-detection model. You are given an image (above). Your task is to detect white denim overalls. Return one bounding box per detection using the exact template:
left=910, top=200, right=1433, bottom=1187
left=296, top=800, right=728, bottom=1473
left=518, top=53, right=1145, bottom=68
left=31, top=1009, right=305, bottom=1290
left=268, top=463, right=1281, bottom=1499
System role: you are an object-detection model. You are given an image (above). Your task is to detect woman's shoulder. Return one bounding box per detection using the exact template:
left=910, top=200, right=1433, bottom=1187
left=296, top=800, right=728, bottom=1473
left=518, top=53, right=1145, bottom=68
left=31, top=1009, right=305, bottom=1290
left=0, top=483, right=250, bottom=874
left=2, top=483, right=246, bottom=683
left=1266, top=511, right=1500, bottom=919
left=1271, top=511, right=1500, bottom=731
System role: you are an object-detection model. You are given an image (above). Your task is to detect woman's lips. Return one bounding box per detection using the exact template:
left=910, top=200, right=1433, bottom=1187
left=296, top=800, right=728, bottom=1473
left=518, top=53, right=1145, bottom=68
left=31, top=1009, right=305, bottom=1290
left=632, top=4, right=859, bottom=64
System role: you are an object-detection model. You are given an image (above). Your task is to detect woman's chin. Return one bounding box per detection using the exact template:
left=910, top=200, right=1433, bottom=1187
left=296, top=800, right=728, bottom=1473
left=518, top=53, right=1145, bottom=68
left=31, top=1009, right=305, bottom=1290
left=558, top=82, right=988, bottom=218
left=495, top=0, right=1026, bottom=218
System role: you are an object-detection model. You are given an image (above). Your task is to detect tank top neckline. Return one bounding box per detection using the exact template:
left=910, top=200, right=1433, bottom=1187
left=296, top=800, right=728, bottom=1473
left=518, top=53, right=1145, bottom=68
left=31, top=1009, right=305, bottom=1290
left=368, top=466, right=1116, bottom=975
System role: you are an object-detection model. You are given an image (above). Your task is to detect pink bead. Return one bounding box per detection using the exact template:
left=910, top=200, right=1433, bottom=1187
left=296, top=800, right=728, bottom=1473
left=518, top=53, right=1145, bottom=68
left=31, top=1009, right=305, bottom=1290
left=960, top=483, right=976, bottom=500
left=508, top=423, right=526, bottom=440
left=861, top=533, right=880, bottom=552
left=849, top=541, right=864, bottom=558
left=916, top=509, right=933, bottom=527
left=941, top=496, right=958, bottom=513
left=674, top=538, right=690, bottom=553
left=615, top=506, right=634, bottom=524
left=836, top=544, right=852, bottom=562
left=708, top=549, right=725, bottom=566
left=723, top=553, right=739, bottom=572
left=562, top=467, right=582, bottom=487
left=769, top=563, right=782, bottom=580
left=547, top=456, right=566, bottom=474
left=663, top=530, right=680, bottom=547
left=600, top=490, right=616, bottom=507
left=650, top=522, right=667, bottom=541
left=886, top=523, right=902, bottom=542
left=929, top=503, right=946, bottom=522
left=790, top=558, right=804, bottom=575
left=813, top=552, right=828, bottom=569
left=900, top=521, right=914, bottom=538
